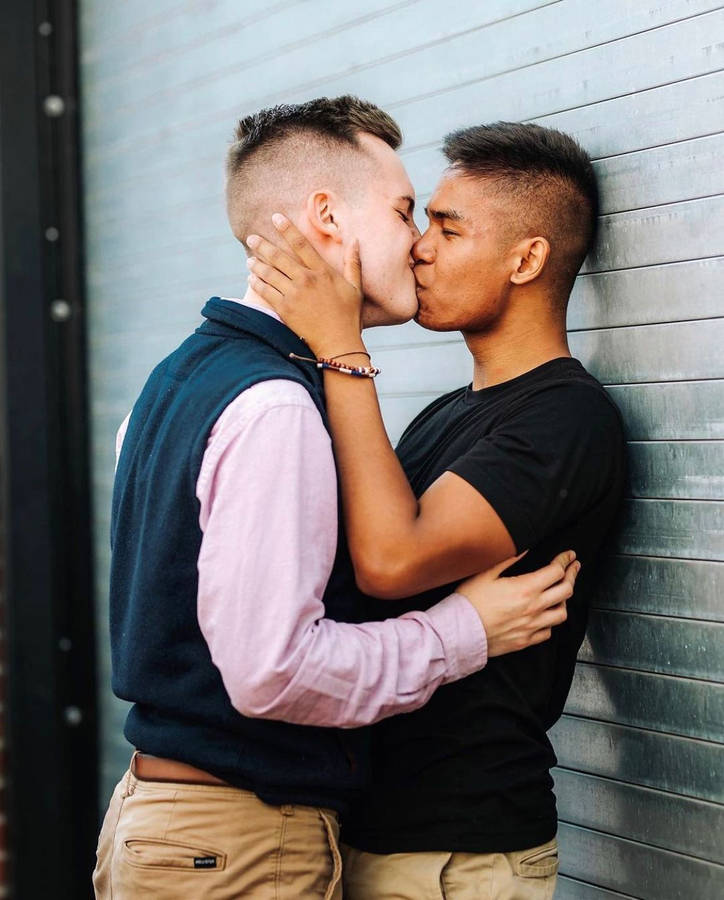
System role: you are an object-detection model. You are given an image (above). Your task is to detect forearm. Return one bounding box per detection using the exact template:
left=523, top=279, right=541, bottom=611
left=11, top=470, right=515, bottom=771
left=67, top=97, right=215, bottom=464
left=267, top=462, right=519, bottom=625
left=322, top=366, right=513, bottom=597
left=217, top=592, right=487, bottom=728
left=322, top=366, right=422, bottom=594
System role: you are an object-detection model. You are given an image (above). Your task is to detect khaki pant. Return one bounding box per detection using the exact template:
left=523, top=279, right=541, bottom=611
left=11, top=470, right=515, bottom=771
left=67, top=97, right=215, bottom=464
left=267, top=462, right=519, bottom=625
left=93, top=764, right=342, bottom=899
left=342, top=838, right=558, bottom=900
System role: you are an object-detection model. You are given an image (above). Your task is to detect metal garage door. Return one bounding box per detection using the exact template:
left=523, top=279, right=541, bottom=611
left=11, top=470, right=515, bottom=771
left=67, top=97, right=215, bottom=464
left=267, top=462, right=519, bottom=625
left=80, top=2, right=724, bottom=896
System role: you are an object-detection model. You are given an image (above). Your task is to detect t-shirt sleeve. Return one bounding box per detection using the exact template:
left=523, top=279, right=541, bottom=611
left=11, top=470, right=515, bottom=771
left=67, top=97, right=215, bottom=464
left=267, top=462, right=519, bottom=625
left=447, top=383, right=624, bottom=553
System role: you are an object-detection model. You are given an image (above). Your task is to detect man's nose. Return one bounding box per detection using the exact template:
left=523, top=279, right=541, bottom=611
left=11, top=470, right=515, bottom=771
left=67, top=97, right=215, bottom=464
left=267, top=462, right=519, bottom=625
left=412, top=233, right=434, bottom=264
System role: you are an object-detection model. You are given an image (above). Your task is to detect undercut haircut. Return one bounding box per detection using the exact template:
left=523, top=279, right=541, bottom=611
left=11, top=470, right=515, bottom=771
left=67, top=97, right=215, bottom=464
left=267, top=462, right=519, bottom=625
left=442, top=122, right=599, bottom=301
left=225, top=96, right=402, bottom=246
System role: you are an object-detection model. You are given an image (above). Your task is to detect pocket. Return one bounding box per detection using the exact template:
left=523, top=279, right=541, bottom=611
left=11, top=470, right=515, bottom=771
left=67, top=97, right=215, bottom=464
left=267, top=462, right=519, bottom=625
left=122, top=837, right=227, bottom=872
left=513, top=839, right=559, bottom=878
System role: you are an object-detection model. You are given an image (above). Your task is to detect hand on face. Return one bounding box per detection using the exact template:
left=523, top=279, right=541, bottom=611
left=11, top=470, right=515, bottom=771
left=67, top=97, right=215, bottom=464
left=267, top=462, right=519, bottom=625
left=247, top=214, right=365, bottom=358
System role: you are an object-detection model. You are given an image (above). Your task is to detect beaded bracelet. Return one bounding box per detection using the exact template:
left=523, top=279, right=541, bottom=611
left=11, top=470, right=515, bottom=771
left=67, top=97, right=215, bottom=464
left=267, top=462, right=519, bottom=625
left=289, top=352, right=381, bottom=378
left=320, top=356, right=381, bottom=378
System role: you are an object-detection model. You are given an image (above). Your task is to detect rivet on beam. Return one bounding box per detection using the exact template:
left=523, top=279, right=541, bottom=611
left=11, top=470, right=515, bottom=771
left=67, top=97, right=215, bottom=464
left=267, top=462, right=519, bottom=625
left=50, top=299, right=72, bottom=322
left=43, top=94, right=65, bottom=117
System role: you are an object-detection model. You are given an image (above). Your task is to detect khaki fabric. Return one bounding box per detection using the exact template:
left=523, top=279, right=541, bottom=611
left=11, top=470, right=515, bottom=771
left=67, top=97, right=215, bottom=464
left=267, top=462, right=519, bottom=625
left=93, top=765, right=342, bottom=899
left=342, top=838, right=558, bottom=900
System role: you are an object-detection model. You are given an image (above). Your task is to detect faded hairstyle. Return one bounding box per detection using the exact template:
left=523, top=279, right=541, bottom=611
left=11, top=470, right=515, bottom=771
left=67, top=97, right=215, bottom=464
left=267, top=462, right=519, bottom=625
left=226, top=96, right=402, bottom=246
left=443, top=122, right=599, bottom=300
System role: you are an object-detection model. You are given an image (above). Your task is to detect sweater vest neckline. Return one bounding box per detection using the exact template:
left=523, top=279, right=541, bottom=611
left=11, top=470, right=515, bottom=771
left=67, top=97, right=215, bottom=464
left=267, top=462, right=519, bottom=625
left=199, top=297, right=324, bottom=399
left=200, top=296, right=313, bottom=362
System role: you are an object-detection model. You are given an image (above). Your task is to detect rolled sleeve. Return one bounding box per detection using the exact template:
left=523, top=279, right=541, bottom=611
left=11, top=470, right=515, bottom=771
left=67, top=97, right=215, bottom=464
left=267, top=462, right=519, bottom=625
left=409, top=593, right=488, bottom=684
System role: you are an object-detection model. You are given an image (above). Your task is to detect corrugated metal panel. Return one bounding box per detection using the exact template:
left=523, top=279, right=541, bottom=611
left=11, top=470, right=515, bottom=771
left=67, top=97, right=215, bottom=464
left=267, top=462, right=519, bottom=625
left=616, top=499, right=723, bottom=559
left=565, top=664, right=723, bottom=741
left=557, top=824, right=724, bottom=899
left=579, top=612, right=724, bottom=681
left=569, top=258, right=724, bottom=330
left=609, top=381, right=724, bottom=440
left=590, top=556, right=723, bottom=620
left=80, top=1, right=723, bottom=895
left=550, top=716, right=723, bottom=802
left=554, top=769, right=724, bottom=861
left=556, top=878, right=638, bottom=900
left=627, top=442, right=724, bottom=500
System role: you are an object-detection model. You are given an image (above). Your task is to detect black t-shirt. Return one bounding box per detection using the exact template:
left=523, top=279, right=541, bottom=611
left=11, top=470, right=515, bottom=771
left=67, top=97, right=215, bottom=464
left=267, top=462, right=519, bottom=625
left=344, top=357, right=626, bottom=854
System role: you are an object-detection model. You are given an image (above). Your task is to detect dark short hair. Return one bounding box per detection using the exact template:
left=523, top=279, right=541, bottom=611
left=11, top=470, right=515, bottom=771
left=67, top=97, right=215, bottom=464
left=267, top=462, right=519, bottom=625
left=227, top=95, right=402, bottom=178
left=443, top=122, right=599, bottom=295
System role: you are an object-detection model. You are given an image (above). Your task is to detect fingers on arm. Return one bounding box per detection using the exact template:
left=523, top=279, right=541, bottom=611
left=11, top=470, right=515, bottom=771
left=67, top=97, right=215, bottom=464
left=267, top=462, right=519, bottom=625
left=485, top=549, right=529, bottom=581
left=525, top=597, right=569, bottom=645
left=538, top=567, right=578, bottom=610
left=527, top=627, right=554, bottom=646
left=516, top=550, right=577, bottom=593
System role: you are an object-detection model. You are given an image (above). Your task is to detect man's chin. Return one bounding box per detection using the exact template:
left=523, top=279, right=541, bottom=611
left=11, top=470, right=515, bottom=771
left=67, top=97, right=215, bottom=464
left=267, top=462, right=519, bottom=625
left=361, top=298, right=419, bottom=329
left=414, top=304, right=458, bottom=332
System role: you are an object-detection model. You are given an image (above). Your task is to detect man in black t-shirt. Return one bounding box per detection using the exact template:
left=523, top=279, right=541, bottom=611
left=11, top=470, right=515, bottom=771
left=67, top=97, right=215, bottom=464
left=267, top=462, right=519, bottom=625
left=248, top=122, right=626, bottom=898
left=347, top=360, right=624, bottom=858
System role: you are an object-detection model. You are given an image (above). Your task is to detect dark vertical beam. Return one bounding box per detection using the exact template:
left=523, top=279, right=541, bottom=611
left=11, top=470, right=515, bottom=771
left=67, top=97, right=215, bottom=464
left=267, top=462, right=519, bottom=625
left=0, top=0, right=97, bottom=897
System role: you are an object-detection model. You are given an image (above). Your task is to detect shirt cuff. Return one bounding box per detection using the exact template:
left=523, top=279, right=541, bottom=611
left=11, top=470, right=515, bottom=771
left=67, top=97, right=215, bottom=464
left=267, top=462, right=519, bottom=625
left=423, top=592, right=488, bottom=683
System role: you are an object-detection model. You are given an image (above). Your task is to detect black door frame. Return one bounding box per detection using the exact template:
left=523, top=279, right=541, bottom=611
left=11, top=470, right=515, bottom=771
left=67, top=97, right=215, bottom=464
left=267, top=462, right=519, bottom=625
left=0, top=1, right=98, bottom=896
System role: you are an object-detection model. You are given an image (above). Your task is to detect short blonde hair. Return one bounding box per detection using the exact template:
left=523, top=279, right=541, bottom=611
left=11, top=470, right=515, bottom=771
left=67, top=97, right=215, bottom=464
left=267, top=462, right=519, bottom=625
left=225, top=96, right=402, bottom=245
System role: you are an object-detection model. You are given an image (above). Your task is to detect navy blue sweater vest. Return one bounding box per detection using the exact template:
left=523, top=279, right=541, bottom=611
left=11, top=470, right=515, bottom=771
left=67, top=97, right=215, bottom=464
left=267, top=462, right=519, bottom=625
left=110, top=297, right=368, bottom=812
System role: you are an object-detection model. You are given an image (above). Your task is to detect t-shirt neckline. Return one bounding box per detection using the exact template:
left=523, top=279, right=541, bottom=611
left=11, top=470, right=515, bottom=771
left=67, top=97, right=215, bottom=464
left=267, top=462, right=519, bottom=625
left=463, top=356, right=582, bottom=404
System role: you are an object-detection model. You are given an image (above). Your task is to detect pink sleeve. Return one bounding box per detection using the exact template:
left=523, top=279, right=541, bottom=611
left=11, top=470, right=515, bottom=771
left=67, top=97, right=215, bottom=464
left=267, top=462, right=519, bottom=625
left=115, top=412, right=131, bottom=469
left=196, top=380, right=487, bottom=728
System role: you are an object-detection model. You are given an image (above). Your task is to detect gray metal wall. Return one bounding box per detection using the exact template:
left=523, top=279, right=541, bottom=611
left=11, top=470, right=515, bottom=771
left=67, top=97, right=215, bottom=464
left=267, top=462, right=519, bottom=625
left=80, top=2, right=724, bottom=896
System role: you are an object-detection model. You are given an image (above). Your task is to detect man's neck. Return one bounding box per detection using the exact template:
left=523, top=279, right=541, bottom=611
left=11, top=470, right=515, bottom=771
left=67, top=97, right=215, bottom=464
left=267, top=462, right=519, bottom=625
left=463, top=314, right=571, bottom=391
left=240, top=285, right=280, bottom=316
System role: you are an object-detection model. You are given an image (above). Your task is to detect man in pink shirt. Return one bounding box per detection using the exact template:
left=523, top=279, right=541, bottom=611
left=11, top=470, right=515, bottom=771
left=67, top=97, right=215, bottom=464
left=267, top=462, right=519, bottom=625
left=93, top=97, right=577, bottom=900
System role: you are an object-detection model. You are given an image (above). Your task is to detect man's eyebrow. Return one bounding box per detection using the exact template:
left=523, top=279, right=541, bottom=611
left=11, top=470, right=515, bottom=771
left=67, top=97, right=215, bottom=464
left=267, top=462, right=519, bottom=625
left=397, top=194, right=415, bottom=214
left=424, top=205, right=465, bottom=222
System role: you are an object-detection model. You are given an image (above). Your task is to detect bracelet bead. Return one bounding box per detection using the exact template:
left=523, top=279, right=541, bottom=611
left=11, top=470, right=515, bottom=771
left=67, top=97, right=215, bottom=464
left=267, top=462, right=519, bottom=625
left=318, top=356, right=381, bottom=378
left=289, top=351, right=380, bottom=378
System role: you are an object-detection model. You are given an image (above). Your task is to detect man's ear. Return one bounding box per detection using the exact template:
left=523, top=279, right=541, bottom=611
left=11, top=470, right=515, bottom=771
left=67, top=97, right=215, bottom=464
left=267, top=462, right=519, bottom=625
left=510, top=236, right=550, bottom=285
left=305, top=190, right=344, bottom=244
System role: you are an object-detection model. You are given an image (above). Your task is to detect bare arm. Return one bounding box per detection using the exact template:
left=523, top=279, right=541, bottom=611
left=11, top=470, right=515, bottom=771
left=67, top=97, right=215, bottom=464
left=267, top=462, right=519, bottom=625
left=247, top=220, right=516, bottom=598
left=318, top=371, right=514, bottom=597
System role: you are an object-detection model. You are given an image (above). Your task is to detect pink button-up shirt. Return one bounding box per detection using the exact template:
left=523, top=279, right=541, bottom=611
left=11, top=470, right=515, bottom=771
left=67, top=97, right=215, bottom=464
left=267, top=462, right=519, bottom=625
left=116, top=299, right=487, bottom=728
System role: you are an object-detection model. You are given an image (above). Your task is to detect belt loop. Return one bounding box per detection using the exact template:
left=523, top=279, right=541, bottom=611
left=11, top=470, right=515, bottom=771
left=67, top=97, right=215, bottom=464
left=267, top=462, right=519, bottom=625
left=123, top=750, right=139, bottom=797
